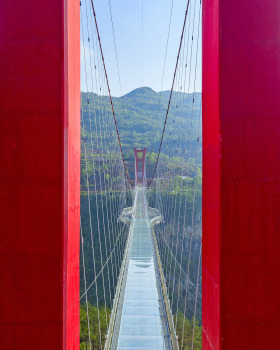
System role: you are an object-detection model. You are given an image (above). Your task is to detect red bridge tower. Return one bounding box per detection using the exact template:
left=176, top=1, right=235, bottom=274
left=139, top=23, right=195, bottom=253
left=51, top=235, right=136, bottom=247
left=134, top=148, right=147, bottom=186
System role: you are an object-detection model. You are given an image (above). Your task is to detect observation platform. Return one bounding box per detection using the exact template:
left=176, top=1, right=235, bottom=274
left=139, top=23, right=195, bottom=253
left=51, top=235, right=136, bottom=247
left=106, top=187, right=175, bottom=349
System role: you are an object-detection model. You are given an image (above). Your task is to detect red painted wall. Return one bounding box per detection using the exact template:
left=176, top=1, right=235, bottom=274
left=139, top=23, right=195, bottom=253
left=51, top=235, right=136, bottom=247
left=0, top=1, right=80, bottom=349
left=203, top=0, right=280, bottom=348
left=202, top=0, right=220, bottom=348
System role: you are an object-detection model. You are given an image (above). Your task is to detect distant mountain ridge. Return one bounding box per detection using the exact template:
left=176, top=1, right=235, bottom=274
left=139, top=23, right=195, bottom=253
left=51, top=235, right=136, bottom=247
left=122, top=86, right=158, bottom=99
left=81, top=87, right=201, bottom=157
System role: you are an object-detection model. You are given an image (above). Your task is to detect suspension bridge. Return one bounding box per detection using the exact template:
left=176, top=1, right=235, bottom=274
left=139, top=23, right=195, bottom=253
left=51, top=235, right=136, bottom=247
left=107, top=186, right=174, bottom=349
left=79, top=0, right=202, bottom=347
left=1, top=0, right=280, bottom=350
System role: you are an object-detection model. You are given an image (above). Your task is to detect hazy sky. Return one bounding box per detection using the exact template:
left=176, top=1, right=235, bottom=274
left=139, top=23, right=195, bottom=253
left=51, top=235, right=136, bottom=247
left=81, top=0, right=202, bottom=97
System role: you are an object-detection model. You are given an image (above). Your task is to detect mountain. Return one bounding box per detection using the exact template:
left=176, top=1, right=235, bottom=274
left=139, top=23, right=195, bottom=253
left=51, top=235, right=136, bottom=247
left=123, top=86, right=159, bottom=100
left=80, top=87, right=202, bottom=344
left=81, top=87, right=202, bottom=165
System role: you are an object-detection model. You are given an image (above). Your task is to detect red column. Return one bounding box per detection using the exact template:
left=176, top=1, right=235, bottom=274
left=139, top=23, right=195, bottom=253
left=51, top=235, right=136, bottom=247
left=134, top=148, right=147, bottom=185
left=142, top=147, right=147, bottom=186
left=134, top=148, right=139, bottom=185
left=203, top=1, right=280, bottom=349
left=0, top=1, right=80, bottom=349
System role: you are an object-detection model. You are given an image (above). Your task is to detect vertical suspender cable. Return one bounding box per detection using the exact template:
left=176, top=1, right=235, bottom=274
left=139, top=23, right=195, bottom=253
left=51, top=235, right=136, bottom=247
left=89, top=0, right=134, bottom=188
left=147, top=0, right=191, bottom=188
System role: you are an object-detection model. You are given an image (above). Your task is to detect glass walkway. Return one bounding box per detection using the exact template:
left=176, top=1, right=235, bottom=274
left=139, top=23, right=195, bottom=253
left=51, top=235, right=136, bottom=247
left=107, top=187, right=174, bottom=349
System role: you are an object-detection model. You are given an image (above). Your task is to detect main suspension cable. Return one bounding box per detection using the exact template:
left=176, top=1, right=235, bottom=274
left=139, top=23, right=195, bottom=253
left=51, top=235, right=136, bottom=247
left=89, top=0, right=134, bottom=188
left=147, top=0, right=191, bottom=189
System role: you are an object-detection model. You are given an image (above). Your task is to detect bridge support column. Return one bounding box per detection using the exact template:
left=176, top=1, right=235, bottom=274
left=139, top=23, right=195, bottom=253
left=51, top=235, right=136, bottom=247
left=134, top=148, right=147, bottom=186
left=0, top=1, right=80, bottom=349
left=203, top=1, right=280, bottom=349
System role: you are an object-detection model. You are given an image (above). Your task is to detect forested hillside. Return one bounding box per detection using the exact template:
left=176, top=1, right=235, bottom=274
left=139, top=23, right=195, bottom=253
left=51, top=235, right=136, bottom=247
left=80, top=87, right=202, bottom=349
left=81, top=87, right=202, bottom=179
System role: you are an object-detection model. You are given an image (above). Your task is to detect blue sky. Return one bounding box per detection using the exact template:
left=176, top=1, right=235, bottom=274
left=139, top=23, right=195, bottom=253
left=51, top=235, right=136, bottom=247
left=81, top=0, right=202, bottom=97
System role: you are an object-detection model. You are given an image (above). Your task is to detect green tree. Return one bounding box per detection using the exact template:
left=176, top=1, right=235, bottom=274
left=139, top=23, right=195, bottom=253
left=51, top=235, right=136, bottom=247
left=175, top=311, right=202, bottom=350
left=80, top=303, right=110, bottom=349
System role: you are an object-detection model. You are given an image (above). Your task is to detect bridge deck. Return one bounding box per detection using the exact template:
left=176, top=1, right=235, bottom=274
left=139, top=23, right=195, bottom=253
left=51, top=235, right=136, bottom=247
left=109, top=187, right=171, bottom=349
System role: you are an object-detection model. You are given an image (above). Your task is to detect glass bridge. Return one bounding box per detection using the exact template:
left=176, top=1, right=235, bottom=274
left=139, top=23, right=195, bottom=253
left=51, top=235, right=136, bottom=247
left=106, top=187, right=177, bottom=349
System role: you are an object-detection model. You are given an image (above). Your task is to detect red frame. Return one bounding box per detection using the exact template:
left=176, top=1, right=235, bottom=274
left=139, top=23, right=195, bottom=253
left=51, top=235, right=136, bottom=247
left=203, top=0, right=280, bottom=348
left=1, top=0, right=280, bottom=348
left=0, top=1, right=80, bottom=349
